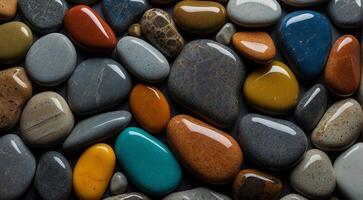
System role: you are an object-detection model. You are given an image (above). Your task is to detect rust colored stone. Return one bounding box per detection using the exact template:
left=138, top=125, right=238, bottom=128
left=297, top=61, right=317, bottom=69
left=0, top=0, right=17, bottom=21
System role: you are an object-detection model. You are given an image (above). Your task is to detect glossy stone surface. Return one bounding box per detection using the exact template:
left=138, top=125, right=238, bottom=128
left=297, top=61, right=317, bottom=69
left=216, top=23, right=236, bottom=45
left=163, top=187, right=231, bottom=200
left=290, top=149, right=336, bottom=199
left=238, top=114, right=308, bottom=170
left=117, top=36, right=170, bottom=83
left=227, top=0, right=281, bottom=27
left=0, top=0, right=17, bottom=20
left=294, top=84, right=328, bottom=131
left=312, top=98, right=363, bottom=151
left=64, top=5, right=116, bottom=52
left=104, top=193, right=150, bottom=200
left=67, top=58, right=132, bottom=115
left=281, top=0, right=328, bottom=7
left=328, top=0, right=363, bottom=28
left=73, top=143, right=116, bottom=200
left=141, top=9, right=184, bottom=57
left=63, top=111, right=131, bottom=151
left=167, top=115, right=242, bottom=184
left=115, top=127, right=182, bottom=195
left=168, top=39, right=244, bottom=128
left=128, top=23, right=142, bottom=37
left=233, top=169, right=283, bottom=200
left=278, top=11, right=332, bottom=81
left=35, top=151, right=72, bottom=200
left=244, top=61, right=299, bottom=115
left=0, top=134, right=36, bottom=200
left=280, top=193, right=308, bottom=200
left=110, top=172, right=128, bottom=195
left=0, top=67, right=32, bottom=130
left=25, top=33, right=77, bottom=86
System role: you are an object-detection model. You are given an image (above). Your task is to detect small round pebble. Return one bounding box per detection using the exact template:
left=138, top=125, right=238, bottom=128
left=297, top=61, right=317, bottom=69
left=280, top=193, right=308, bottom=200
left=128, top=23, right=142, bottom=37
left=110, top=172, right=128, bottom=195
left=104, top=192, right=150, bottom=200
left=216, top=23, right=236, bottom=45
left=163, top=187, right=231, bottom=200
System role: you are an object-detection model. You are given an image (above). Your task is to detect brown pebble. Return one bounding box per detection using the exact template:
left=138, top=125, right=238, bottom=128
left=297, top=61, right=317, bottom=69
left=0, top=0, right=17, bottom=21
left=128, top=23, right=142, bottom=38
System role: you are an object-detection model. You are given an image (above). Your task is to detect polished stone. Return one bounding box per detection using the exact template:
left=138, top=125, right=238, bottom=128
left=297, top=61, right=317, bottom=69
left=104, top=193, right=150, bottom=200
left=281, top=0, right=328, bottom=7
left=163, top=188, right=231, bottom=200
left=110, top=172, right=128, bottom=195
left=215, top=23, right=236, bottom=45
left=328, top=0, right=363, bottom=28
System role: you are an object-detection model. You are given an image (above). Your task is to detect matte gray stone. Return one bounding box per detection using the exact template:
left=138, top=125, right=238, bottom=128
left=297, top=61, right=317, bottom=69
left=104, top=192, right=150, bottom=200
left=162, top=187, right=231, bottom=200
left=110, top=172, right=128, bottom=195
left=328, top=0, right=363, bottom=28
left=280, top=193, right=308, bottom=200
left=215, top=23, right=236, bottom=45
left=281, top=0, right=328, bottom=7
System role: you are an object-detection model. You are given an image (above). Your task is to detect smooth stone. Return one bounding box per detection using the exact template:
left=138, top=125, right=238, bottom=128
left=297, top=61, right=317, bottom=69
left=334, top=143, right=363, bottom=200
left=128, top=23, right=142, bottom=37
left=280, top=194, right=308, bottom=200
left=278, top=11, right=332, bottom=81
left=233, top=169, right=283, bottom=200
left=0, top=134, right=36, bottom=200
left=130, top=84, right=170, bottom=133
left=18, top=0, right=67, bottom=33
left=34, top=151, right=72, bottom=200
left=110, top=172, right=128, bottom=195
left=238, top=114, right=308, bottom=170
left=117, top=36, right=170, bottom=83
left=67, top=58, right=132, bottom=115
left=73, top=143, right=116, bottom=200
left=281, top=0, right=328, bottom=7
left=290, top=149, right=336, bottom=199
left=141, top=9, right=184, bottom=57
left=215, top=23, right=236, bottom=45
left=227, top=0, right=282, bottom=27
left=168, top=39, right=244, bottom=128
left=64, top=5, right=116, bottom=53
left=243, top=61, right=299, bottom=115
left=294, top=84, right=328, bottom=131
left=0, top=0, right=17, bottom=20
left=62, top=111, right=132, bottom=151
left=104, top=193, right=150, bottom=200
left=115, top=127, right=182, bottom=195
left=69, top=0, right=99, bottom=4
left=163, top=187, right=231, bottom=200
left=173, top=1, right=226, bottom=34
left=312, top=98, right=363, bottom=151
left=0, top=21, right=32, bottom=64
left=232, top=31, right=276, bottom=64
left=151, top=0, right=174, bottom=4
left=167, top=115, right=243, bottom=184
left=102, top=0, right=149, bottom=32
left=328, top=0, right=363, bottom=28
left=25, top=33, right=77, bottom=86
left=0, top=67, right=32, bottom=130
left=325, top=35, right=361, bottom=97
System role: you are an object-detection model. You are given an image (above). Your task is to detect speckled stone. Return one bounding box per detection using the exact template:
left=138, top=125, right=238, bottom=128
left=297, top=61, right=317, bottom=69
left=104, top=193, right=150, bottom=200
left=280, top=193, right=308, bottom=200
left=168, top=39, right=245, bottom=128
left=328, top=0, right=363, bottom=28
left=163, top=188, right=231, bottom=200
left=67, top=58, right=132, bottom=115
left=238, top=114, right=308, bottom=171
left=281, top=0, right=328, bottom=7
left=216, top=23, right=236, bottom=45
left=294, top=84, right=328, bottom=131
left=110, top=172, right=128, bottom=195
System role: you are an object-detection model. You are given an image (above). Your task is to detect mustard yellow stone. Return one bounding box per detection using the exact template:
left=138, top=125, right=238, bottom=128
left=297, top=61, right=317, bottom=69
left=243, top=61, right=299, bottom=114
left=73, top=143, right=116, bottom=200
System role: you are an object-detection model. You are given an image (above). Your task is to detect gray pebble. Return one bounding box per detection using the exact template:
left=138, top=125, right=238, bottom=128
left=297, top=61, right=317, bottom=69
left=104, top=192, right=150, bottom=200
left=215, top=23, right=236, bottom=45
left=328, top=0, right=363, bottom=28
left=280, top=193, right=308, bottom=200
left=69, top=0, right=99, bottom=4
left=163, top=187, right=231, bottom=200
left=110, top=172, right=128, bottom=195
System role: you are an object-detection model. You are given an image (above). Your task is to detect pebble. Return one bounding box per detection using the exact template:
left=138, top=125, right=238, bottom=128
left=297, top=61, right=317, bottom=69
left=167, top=115, right=243, bottom=184
left=0, top=0, right=17, bottom=20
left=63, top=111, right=132, bottom=151
left=328, top=0, right=363, bottom=28
left=312, top=98, right=363, bottom=151
left=69, top=0, right=99, bottom=4
left=0, top=21, right=33, bottom=64
left=34, top=151, right=72, bottom=200
left=102, top=0, right=149, bottom=32
left=151, top=0, right=174, bottom=4
left=168, top=39, right=245, bottom=128
left=128, top=23, right=142, bottom=37
left=238, top=114, right=308, bottom=170
left=115, top=127, right=182, bottom=195
left=325, top=35, right=361, bottom=97
left=227, top=0, right=282, bottom=27
left=0, top=67, right=32, bottom=130
left=20, top=91, right=74, bottom=147
left=73, top=143, right=116, bottom=200
left=104, top=193, right=150, bottom=200
left=141, top=9, right=184, bottom=57
left=130, top=84, right=170, bottom=134
left=163, top=187, right=231, bottom=200
left=67, top=58, right=132, bottom=115
left=173, top=1, right=226, bottom=34
left=290, top=149, right=336, bottom=199
left=294, top=84, right=328, bottom=131
left=334, top=143, right=363, bottom=200
left=243, top=61, right=299, bottom=115
left=278, top=10, right=332, bottom=81
left=110, top=172, right=128, bottom=195
left=117, top=36, right=170, bottom=83
left=215, top=23, right=236, bottom=45
left=64, top=5, right=116, bottom=53
left=0, top=134, right=36, bottom=200
left=232, top=31, right=276, bottom=64
left=280, top=193, right=308, bottom=200
left=281, top=0, right=328, bottom=7
left=25, top=33, right=77, bottom=86
left=233, top=169, right=283, bottom=200
left=18, top=0, right=67, bottom=33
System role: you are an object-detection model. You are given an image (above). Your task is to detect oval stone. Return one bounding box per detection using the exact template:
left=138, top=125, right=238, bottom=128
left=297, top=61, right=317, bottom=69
left=312, top=98, right=363, bottom=151
left=280, top=193, right=308, bottom=200
left=167, top=115, right=243, bottom=184
left=281, top=0, right=328, bottom=7
left=163, top=187, right=231, bottom=200
left=105, top=193, right=150, bottom=200
left=110, top=172, right=128, bottom=195
left=328, top=0, right=363, bottom=28
left=115, top=127, right=182, bottom=195
left=216, top=23, right=236, bottom=45
left=0, top=0, right=17, bottom=20
left=73, top=143, right=116, bottom=200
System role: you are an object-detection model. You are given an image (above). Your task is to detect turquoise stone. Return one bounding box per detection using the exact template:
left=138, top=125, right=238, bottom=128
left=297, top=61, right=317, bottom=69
left=114, top=127, right=182, bottom=195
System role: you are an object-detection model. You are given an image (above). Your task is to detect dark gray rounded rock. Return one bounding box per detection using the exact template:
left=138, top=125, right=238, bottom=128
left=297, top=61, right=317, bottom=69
left=328, top=0, right=363, bottom=28
left=0, top=134, right=36, bottom=200
left=168, top=39, right=245, bottom=128
left=238, top=114, right=308, bottom=171
left=34, top=151, right=72, bottom=200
